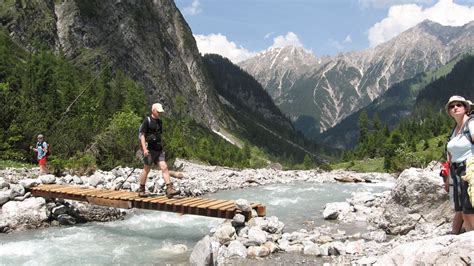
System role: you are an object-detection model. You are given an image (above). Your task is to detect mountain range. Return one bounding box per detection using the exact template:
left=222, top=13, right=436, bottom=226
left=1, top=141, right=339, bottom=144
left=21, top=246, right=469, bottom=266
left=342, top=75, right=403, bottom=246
left=239, top=20, right=474, bottom=140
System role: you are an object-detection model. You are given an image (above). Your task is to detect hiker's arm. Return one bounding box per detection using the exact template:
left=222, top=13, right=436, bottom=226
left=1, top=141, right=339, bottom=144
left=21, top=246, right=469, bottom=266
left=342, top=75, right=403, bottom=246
left=140, top=118, right=149, bottom=156
left=444, top=154, right=452, bottom=192
left=140, top=134, right=148, bottom=156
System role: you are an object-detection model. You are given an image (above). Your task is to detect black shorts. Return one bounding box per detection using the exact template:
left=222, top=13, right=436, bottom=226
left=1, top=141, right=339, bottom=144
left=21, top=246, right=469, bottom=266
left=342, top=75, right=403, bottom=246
left=451, top=163, right=474, bottom=214
left=143, top=150, right=165, bottom=166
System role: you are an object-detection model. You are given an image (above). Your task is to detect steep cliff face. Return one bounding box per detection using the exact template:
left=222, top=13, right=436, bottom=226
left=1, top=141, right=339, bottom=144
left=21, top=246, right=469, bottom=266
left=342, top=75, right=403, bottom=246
left=0, top=0, right=58, bottom=49
left=1, top=0, right=223, bottom=128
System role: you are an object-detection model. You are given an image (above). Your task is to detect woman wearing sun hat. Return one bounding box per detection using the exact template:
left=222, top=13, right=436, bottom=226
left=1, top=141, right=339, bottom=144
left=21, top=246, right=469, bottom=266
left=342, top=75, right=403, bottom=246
left=445, top=95, right=474, bottom=233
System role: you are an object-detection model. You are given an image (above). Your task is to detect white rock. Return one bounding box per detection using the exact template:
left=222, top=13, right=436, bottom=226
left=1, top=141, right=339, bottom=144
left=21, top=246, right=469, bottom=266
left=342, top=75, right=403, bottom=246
left=345, top=240, right=365, bottom=254
left=375, top=232, right=474, bottom=265
left=303, top=243, right=321, bottom=256
left=226, top=240, right=247, bottom=259
left=39, top=174, right=56, bottom=184
left=19, top=178, right=41, bottom=189
left=247, top=246, right=270, bottom=257
left=189, top=235, right=212, bottom=266
left=1, top=197, right=48, bottom=229
left=323, top=202, right=353, bottom=220
left=0, top=191, right=10, bottom=206
left=235, top=199, right=252, bottom=212
left=88, top=173, right=104, bottom=187
left=285, top=244, right=304, bottom=252
left=262, top=241, right=279, bottom=253
left=9, top=184, right=25, bottom=198
left=214, top=224, right=236, bottom=244
left=248, top=228, right=267, bottom=245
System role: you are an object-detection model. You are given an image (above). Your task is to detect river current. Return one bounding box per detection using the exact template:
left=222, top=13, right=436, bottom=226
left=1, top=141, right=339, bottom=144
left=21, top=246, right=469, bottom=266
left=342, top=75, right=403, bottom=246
left=0, top=182, right=393, bottom=265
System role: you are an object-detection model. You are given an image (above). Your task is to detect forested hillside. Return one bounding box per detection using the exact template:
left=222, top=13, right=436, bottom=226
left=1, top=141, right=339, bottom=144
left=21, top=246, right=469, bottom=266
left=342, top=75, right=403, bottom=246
left=0, top=30, right=253, bottom=171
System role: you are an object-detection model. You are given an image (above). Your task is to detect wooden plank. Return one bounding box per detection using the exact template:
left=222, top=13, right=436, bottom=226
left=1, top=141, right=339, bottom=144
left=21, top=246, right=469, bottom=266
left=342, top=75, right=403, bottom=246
left=206, top=200, right=234, bottom=210
left=167, top=197, right=199, bottom=212
left=113, top=192, right=137, bottom=200
left=199, top=199, right=230, bottom=209
left=168, top=197, right=199, bottom=206
left=54, top=186, right=85, bottom=195
left=76, top=188, right=102, bottom=196
left=51, top=186, right=85, bottom=194
left=188, top=199, right=216, bottom=215
left=140, top=196, right=168, bottom=209
left=183, top=198, right=212, bottom=208
left=213, top=202, right=235, bottom=211
left=95, top=191, right=126, bottom=198
left=166, top=197, right=200, bottom=213
left=205, top=200, right=234, bottom=217
left=36, top=184, right=64, bottom=190
left=116, top=194, right=139, bottom=201
left=144, top=197, right=176, bottom=211
left=34, top=184, right=64, bottom=192
left=255, top=204, right=266, bottom=217
left=180, top=199, right=211, bottom=215
left=216, top=202, right=237, bottom=218
left=101, top=191, right=131, bottom=200
left=86, top=197, right=132, bottom=209
left=80, top=189, right=108, bottom=197
left=177, top=198, right=206, bottom=207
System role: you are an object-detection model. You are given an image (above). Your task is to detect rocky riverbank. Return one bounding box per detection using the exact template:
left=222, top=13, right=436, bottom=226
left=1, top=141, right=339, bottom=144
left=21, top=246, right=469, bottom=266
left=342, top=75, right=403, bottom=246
left=0, top=158, right=393, bottom=233
left=2, top=159, right=471, bottom=265
left=189, top=161, right=474, bottom=265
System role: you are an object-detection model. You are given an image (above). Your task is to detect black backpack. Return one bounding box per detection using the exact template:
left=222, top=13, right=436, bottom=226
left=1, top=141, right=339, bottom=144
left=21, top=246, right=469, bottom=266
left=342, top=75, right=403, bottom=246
left=138, top=116, right=162, bottom=144
left=138, top=116, right=151, bottom=142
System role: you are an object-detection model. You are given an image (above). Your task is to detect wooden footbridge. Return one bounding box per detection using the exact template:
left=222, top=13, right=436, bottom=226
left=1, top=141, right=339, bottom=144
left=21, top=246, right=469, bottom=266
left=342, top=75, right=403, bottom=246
left=28, top=184, right=266, bottom=220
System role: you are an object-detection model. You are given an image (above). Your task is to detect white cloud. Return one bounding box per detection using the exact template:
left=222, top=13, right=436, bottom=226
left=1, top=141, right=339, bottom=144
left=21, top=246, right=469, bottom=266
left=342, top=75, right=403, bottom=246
left=270, top=32, right=304, bottom=48
left=368, top=0, right=474, bottom=47
left=194, top=33, right=256, bottom=63
left=264, top=32, right=275, bottom=39
left=183, top=0, right=202, bottom=16
left=343, top=35, right=352, bottom=43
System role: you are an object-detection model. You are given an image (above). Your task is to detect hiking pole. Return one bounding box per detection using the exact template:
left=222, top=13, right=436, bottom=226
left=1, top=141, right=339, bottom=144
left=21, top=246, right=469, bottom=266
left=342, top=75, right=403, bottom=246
left=116, top=167, right=137, bottom=190
left=116, top=149, right=144, bottom=190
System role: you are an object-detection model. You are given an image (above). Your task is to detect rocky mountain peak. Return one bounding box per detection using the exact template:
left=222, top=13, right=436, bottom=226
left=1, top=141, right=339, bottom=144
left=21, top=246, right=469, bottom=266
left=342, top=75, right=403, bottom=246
left=240, top=20, right=474, bottom=137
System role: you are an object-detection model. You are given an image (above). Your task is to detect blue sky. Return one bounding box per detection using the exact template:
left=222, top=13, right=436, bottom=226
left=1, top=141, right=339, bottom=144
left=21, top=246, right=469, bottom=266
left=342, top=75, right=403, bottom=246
left=175, top=0, right=474, bottom=63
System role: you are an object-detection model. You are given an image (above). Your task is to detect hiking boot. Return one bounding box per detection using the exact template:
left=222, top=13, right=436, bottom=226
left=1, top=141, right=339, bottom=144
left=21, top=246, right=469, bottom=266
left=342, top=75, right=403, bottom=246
left=138, top=185, right=148, bottom=197
left=166, top=183, right=179, bottom=198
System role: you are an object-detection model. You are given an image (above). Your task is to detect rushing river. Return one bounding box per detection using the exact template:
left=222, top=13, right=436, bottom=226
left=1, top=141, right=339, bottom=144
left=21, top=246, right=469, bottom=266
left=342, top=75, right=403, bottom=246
left=0, top=182, right=393, bottom=265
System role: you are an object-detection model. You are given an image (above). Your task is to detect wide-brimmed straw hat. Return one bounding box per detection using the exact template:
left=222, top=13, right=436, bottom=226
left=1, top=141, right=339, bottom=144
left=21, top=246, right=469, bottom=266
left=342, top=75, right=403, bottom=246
left=468, top=100, right=474, bottom=113
left=445, top=95, right=471, bottom=115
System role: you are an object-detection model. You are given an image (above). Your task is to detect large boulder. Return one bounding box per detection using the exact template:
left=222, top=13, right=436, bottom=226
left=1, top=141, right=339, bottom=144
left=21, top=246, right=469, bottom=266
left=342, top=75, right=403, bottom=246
left=0, top=191, right=10, bottom=206
left=189, top=235, right=213, bottom=266
left=323, top=202, right=353, bottom=220
left=39, top=174, right=56, bottom=184
left=19, top=178, right=41, bottom=189
left=373, top=167, right=450, bottom=234
left=375, top=232, right=474, bottom=265
left=0, top=197, right=48, bottom=230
